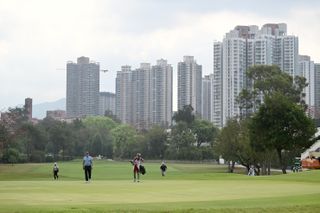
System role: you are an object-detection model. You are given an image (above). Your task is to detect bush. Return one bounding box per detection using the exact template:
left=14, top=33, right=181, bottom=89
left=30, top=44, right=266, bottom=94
left=30, top=150, right=45, bottom=162
left=200, top=147, right=215, bottom=160
left=2, top=148, right=20, bottom=164
left=45, top=154, right=54, bottom=162
left=165, top=147, right=203, bottom=160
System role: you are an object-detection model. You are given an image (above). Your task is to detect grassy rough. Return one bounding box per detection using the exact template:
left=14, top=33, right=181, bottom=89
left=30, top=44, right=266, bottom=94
left=0, top=160, right=319, bottom=212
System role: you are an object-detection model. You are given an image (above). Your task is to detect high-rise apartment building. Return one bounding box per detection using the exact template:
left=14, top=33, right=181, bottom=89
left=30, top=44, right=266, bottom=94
left=66, top=56, right=100, bottom=118
left=132, top=63, right=151, bottom=129
left=99, top=92, right=116, bottom=116
left=213, top=23, right=299, bottom=127
left=299, top=55, right=315, bottom=117
left=201, top=75, right=211, bottom=121
left=178, top=56, right=202, bottom=115
left=115, top=60, right=173, bottom=129
left=115, top=65, right=132, bottom=125
left=212, top=42, right=223, bottom=127
left=24, top=98, right=32, bottom=121
left=314, top=63, right=320, bottom=118
left=150, top=59, right=173, bottom=127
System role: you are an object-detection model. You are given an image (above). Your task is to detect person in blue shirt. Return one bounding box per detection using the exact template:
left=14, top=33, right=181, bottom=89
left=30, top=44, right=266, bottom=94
left=83, top=151, right=93, bottom=182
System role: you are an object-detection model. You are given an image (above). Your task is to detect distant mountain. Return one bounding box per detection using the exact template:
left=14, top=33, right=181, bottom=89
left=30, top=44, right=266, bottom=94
left=33, top=98, right=66, bottom=119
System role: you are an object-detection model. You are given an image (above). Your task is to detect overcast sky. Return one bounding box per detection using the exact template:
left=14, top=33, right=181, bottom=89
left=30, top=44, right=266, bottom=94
left=0, top=0, right=320, bottom=111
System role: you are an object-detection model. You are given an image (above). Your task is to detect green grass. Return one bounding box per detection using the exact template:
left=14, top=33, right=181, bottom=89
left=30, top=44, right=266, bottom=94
left=0, top=160, right=320, bottom=212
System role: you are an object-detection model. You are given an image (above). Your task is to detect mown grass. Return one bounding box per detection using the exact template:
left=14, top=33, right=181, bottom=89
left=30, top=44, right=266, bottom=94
left=0, top=160, right=319, bottom=212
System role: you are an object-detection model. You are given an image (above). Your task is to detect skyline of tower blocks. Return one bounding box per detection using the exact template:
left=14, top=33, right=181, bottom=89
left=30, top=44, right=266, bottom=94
left=115, top=59, right=173, bottom=129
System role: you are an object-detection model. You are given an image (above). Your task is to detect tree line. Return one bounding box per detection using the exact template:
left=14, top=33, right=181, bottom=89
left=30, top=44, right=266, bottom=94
left=0, top=106, right=219, bottom=164
left=0, top=65, right=317, bottom=175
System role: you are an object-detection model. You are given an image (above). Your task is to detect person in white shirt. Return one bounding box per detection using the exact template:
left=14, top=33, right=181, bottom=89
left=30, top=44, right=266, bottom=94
left=53, top=162, right=59, bottom=180
left=248, top=165, right=255, bottom=176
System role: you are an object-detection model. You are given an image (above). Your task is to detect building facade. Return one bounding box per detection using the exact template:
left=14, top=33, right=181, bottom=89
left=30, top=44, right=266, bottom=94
left=46, top=110, right=66, bottom=120
left=178, top=56, right=202, bottom=115
left=213, top=23, right=299, bottom=127
left=314, top=63, right=320, bottom=118
left=299, top=55, right=315, bottom=117
left=132, top=63, right=151, bottom=129
left=150, top=59, right=173, bottom=127
left=115, top=65, right=132, bottom=124
left=66, top=56, right=100, bottom=118
left=24, top=98, right=32, bottom=121
left=212, top=42, right=223, bottom=127
left=99, top=92, right=116, bottom=116
left=201, top=75, right=211, bottom=121
left=115, top=60, right=173, bottom=129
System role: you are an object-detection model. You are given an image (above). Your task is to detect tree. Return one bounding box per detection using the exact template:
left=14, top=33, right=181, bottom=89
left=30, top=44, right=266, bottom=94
left=166, top=121, right=198, bottom=160
left=249, top=93, right=316, bottom=174
left=111, top=124, right=139, bottom=159
left=238, top=65, right=308, bottom=116
left=237, top=89, right=259, bottom=119
left=192, top=119, right=219, bottom=147
left=1, top=107, right=29, bottom=134
left=236, top=65, right=314, bottom=174
left=104, top=110, right=121, bottom=123
left=143, top=126, right=167, bottom=159
left=3, top=148, right=20, bottom=165
left=48, top=122, right=72, bottom=160
left=90, top=134, right=104, bottom=156
left=247, top=65, right=307, bottom=105
left=172, top=105, right=195, bottom=126
left=215, top=119, right=259, bottom=173
left=68, top=119, right=90, bottom=157
left=0, top=123, right=9, bottom=160
left=18, top=123, right=47, bottom=162
left=83, top=116, right=118, bottom=158
left=83, top=116, right=117, bottom=131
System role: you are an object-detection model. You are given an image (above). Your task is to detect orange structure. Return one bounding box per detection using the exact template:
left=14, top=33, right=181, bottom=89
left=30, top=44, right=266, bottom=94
left=301, top=151, right=320, bottom=169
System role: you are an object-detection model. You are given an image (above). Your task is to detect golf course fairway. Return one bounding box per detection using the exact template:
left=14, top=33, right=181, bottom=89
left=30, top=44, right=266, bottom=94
left=0, top=160, right=319, bottom=212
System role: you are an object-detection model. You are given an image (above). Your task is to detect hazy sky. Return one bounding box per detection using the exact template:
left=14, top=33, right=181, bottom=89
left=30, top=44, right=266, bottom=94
left=0, top=0, right=320, bottom=111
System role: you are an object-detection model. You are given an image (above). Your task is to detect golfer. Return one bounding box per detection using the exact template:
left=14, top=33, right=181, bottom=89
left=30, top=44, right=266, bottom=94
left=53, top=162, right=59, bottom=180
left=132, top=153, right=144, bottom=182
left=160, top=161, right=167, bottom=176
left=248, top=165, right=255, bottom=176
left=83, top=151, right=93, bottom=182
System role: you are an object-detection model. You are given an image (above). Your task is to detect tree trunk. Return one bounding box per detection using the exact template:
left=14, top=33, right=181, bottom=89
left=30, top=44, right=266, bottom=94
left=277, top=149, right=286, bottom=174
left=254, top=165, right=260, bottom=176
left=231, top=161, right=235, bottom=173
left=246, top=165, right=250, bottom=174
left=228, top=161, right=235, bottom=173
left=267, top=160, right=271, bottom=175
left=261, top=161, right=267, bottom=175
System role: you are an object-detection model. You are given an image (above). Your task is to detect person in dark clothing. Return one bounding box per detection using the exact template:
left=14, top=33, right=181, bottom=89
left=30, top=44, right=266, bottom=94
left=83, top=152, right=93, bottom=183
left=160, top=161, right=167, bottom=176
left=53, top=162, right=59, bottom=180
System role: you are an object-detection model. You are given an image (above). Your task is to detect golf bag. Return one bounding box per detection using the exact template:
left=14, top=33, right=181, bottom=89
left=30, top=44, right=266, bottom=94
left=139, top=165, right=146, bottom=175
